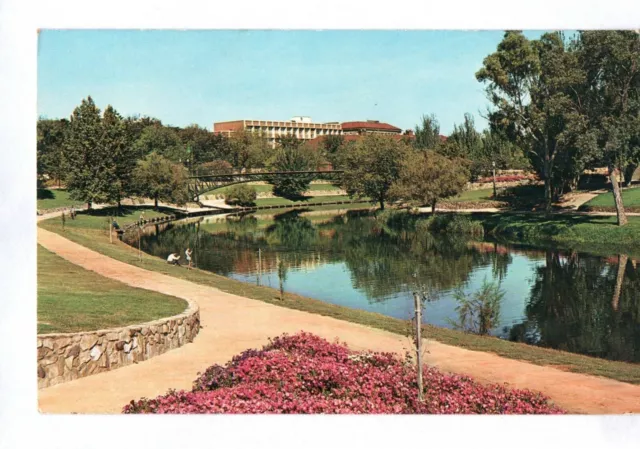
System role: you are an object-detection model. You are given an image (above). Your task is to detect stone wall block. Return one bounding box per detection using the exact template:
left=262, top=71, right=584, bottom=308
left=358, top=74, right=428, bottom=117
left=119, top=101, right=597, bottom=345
left=38, top=305, right=199, bottom=389
left=90, top=345, right=102, bottom=361
left=80, top=334, right=99, bottom=351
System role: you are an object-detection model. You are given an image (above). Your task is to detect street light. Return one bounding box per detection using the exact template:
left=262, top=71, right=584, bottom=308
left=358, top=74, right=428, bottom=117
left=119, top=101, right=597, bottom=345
left=492, top=161, right=497, bottom=198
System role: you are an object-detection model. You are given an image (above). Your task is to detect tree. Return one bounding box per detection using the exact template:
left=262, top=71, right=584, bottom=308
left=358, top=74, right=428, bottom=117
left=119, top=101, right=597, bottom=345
left=319, top=134, right=345, bottom=168
left=389, top=150, right=470, bottom=213
left=37, top=118, right=69, bottom=186
left=197, top=159, right=233, bottom=176
left=178, top=124, right=231, bottom=166
left=133, top=152, right=189, bottom=208
left=265, top=135, right=320, bottom=198
left=124, top=115, right=163, bottom=143
left=228, top=129, right=272, bottom=171
left=476, top=31, right=587, bottom=213
left=63, top=96, right=117, bottom=208
left=414, top=114, right=442, bottom=151
left=341, top=134, right=410, bottom=210
left=224, top=184, right=257, bottom=206
left=133, top=125, right=186, bottom=164
left=103, top=105, right=137, bottom=207
left=481, top=128, right=530, bottom=171
left=576, top=31, right=640, bottom=226
left=441, top=113, right=485, bottom=179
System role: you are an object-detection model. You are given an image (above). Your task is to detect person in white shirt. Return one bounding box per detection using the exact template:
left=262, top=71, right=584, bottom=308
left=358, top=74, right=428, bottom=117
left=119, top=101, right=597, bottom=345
left=185, top=248, right=193, bottom=270
left=167, top=253, right=180, bottom=266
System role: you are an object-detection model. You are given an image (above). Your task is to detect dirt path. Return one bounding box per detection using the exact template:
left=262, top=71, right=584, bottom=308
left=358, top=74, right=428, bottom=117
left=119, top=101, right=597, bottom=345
left=37, top=227, right=640, bottom=414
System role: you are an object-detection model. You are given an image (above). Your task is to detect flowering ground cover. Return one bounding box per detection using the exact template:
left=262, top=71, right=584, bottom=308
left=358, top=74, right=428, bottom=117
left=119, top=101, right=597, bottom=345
left=123, top=332, right=564, bottom=414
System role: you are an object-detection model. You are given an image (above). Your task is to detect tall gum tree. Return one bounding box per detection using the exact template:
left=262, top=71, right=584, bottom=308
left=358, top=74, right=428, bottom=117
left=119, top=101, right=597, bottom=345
left=576, top=30, right=640, bottom=227
left=476, top=31, right=587, bottom=213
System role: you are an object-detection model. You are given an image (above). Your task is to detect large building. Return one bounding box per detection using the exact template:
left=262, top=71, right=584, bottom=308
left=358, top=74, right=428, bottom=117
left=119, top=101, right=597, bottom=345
left=213, top=117, right=406, bottom=148
left=213, top=117, right=342, bottom=148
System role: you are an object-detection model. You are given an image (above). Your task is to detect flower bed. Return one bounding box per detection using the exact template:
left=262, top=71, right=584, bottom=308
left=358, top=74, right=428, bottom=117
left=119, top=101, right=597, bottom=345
left=123, top=332, right=564, bottom=414
left=477, top=174, right=537, bottom=183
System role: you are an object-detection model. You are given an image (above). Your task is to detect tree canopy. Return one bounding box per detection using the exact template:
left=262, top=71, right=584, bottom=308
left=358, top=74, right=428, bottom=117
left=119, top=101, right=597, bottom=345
left=340, top=134, right=411, bottom=210
left=389, top=150, right=470, bottom=212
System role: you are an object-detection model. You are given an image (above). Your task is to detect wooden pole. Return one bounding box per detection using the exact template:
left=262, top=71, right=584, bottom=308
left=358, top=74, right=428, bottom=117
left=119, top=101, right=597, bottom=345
left=138, top=228, right=142, bottom=262
left=258, top=248, right=262, bottom=286
left=414, top=292, right=424, bottom=402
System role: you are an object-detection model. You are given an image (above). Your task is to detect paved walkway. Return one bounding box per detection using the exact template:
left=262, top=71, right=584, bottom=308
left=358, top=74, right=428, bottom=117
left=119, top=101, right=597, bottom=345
left=36, top=227, right=640, bottom=414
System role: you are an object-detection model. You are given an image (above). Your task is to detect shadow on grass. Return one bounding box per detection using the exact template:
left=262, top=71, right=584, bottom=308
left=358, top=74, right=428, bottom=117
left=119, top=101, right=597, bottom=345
left=76, top=205, right=173, bottom=219
left=37, top=189, right=55, bottom=200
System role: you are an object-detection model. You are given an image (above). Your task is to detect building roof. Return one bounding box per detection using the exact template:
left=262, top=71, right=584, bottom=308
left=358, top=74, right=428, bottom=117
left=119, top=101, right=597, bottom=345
left=340, top=121, right=402, bottom=133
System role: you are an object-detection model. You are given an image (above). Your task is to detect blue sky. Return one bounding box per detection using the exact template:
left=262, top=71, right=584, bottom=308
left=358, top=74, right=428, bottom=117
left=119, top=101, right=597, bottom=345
left=37, top=30, right=543, bottom=134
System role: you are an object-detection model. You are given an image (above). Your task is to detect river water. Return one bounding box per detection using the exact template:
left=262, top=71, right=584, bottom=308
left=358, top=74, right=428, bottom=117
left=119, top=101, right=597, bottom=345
left=135, top=209, right=640, bottom=363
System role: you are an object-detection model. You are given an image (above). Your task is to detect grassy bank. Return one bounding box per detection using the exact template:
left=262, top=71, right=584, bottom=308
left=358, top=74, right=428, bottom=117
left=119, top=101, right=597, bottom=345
left=471, top=212, right=640, bottom=256
left=39, top=209, right=640, bottom=384
left=37, top=245, right=187, bottom=334
left=37, top=189, right=77, bottom=210
left=580, top=187, right=640, bottom=212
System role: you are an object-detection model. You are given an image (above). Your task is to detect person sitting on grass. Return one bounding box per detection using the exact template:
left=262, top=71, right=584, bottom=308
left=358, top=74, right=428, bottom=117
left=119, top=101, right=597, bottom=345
left=167, top=253, right=181, bottom=266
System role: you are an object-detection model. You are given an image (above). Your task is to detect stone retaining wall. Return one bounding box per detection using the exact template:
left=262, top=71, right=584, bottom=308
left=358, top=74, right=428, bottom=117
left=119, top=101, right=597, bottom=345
left=37, top=299, right=200, bottom=389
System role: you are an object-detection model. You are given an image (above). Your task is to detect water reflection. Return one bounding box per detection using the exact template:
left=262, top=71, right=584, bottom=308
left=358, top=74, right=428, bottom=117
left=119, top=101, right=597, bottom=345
left=134, top=210, right=640, bottom=363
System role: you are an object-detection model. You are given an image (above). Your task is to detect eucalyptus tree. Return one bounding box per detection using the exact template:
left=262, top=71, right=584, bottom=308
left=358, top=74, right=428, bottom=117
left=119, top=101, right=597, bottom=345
left=413, top=114, right=442, bottom=151
left=476, top=31, right=588, bottom=213
left=575, top=30, right=640, bottom=226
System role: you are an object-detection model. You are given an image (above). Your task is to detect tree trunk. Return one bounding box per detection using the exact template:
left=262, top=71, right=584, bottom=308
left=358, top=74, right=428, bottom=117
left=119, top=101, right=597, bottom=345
left=608, top=165, right=628, bottom=226
left=87, top=201, right=91, bottom=210
left=431, top=199, right=437, bottom=215
left=623, top=164, right=637, bottom=187
left=379, top=197, right=385, bottom=210
left=154, top=195, right=159, bottom=210
left=612, top=254, right=628, bottom=311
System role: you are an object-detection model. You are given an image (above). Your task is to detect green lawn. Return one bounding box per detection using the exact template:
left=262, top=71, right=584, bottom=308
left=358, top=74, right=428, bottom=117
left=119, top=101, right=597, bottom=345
left=52, top=206, right=169, bottom=231
left=37, top=245, right=187, bottom=334
left=581, top=187, right=640, bottom=211
left=203, top=182, right=343, bottom=198
left=37, top=189, right=78, bottom=210
left=254, top=195, right=365, bottom=207
left=38, top=212, right=640, bottom=384
left=447, top=188, right=495, bottom=203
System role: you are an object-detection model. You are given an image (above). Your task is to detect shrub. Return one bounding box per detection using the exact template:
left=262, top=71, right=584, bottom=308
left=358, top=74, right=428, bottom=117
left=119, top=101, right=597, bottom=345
left=450, top=279, right=505, bottom=335
left=123, top=332, right=564, bottom=414
left=416, top=214, right=484, bottom=237
left=224, top=185, right=257, bottom=206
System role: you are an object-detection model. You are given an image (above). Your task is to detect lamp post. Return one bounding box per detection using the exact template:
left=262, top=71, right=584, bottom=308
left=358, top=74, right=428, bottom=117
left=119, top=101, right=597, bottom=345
left=492, top=161, right=497, bottom=198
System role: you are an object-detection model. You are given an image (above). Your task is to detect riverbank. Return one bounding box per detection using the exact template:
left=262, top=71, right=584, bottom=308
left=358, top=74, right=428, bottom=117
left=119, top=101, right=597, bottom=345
left=473, top=212, right=640, bottom=256
left=38, top=211, right=640, bottom=384
left=36, top=226, right=640, bottom=414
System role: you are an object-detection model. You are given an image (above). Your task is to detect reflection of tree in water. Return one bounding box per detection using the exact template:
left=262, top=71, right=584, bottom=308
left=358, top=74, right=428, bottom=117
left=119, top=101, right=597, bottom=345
left=141, top=211, right=516, bottom=305
left=510, top=250, right=640, bottom=362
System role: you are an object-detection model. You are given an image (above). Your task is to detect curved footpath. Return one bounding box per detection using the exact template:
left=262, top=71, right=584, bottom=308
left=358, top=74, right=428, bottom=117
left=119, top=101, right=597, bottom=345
left=37, top=227, right=640, bottom=414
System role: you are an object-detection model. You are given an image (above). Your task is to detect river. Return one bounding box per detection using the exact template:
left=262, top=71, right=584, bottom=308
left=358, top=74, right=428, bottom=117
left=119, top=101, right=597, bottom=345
left=133, top=209, right=640, bottom=363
